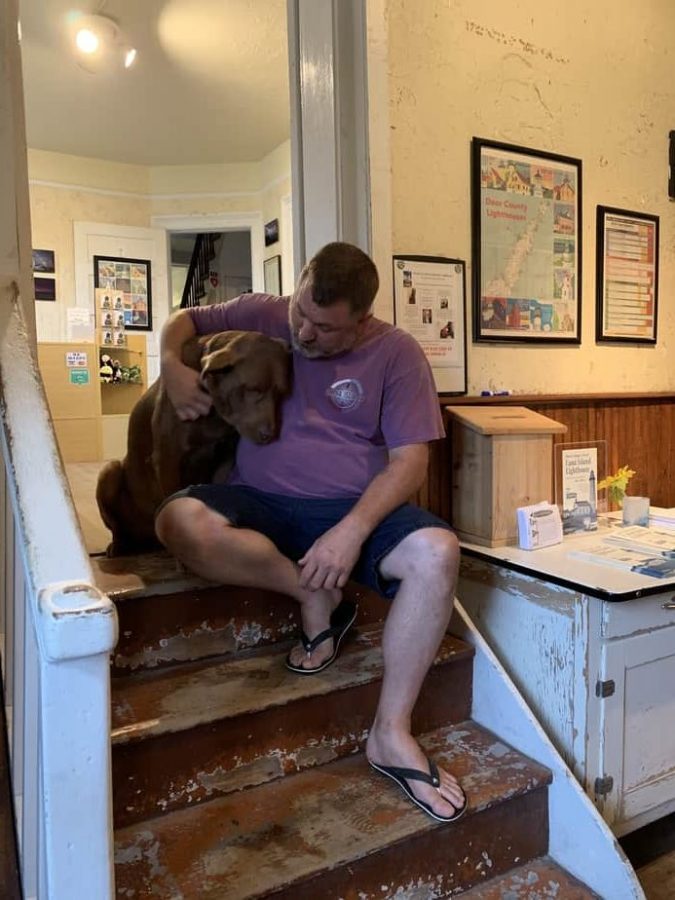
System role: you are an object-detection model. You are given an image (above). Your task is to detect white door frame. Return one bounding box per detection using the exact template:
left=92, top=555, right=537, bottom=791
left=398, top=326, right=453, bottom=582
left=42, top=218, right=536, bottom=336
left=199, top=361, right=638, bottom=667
left=287, top=0, right=371, bottom=268
left=151, top=212, right=265, bottom=298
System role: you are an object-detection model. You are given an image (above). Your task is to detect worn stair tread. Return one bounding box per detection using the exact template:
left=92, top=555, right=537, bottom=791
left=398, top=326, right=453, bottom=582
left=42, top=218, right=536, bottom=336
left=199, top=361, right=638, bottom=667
left=114, top=720, right=552, bottom=899
left=111, top=625, right=472, bottom=745
left=92, top=550, right=376, bottom=606
left=458, top=855, right=600, bottom=898
left=92, top=550, right=203, bottom=600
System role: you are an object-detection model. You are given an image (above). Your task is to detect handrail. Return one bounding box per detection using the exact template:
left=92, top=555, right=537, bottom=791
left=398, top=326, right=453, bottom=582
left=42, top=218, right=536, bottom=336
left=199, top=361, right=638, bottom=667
left=180, top=233, right=206, bottom=308
left=0, top=286, right=117, bottom=898
left=180, top=233, right=218, bottom=308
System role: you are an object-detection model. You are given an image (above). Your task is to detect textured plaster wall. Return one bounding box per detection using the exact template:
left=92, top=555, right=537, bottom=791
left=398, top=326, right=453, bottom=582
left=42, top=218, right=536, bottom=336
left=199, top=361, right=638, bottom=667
left=381, top=0, right=675, bottom=394
left=28, top=179, right=151, bottom=342
left=28, top=143, right=291, bottom=342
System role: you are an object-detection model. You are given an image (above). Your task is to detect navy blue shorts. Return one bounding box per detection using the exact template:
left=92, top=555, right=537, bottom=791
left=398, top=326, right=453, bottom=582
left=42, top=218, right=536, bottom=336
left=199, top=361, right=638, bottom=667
left=158, top=485, right=452, bottom=599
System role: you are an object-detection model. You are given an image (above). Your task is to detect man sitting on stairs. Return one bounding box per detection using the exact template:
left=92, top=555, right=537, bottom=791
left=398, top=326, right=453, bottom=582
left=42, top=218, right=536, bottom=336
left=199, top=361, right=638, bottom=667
left=155, top=241, right=467, bottom=823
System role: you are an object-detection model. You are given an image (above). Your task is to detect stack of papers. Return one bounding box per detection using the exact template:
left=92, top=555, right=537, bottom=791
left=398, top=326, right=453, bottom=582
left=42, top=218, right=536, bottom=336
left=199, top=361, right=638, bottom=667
left=649, top=508, right=675, bottom=529
left=603, top=525, right=675, bottom=558
left=569, top=543, right=675, bottom=578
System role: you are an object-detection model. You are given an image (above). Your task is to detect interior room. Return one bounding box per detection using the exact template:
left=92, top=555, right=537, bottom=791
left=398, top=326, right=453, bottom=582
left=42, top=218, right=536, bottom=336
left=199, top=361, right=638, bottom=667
left=1, top=0, right=675, bottom=897
left=20, top=0, right=293, bottom=538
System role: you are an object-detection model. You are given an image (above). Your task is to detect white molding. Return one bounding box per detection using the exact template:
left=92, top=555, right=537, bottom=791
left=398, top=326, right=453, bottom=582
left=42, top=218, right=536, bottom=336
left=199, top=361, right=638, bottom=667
left=288, top=0, right=370, bottom=264
left=365, top=0, right=394, bottom=321
left=280, top=193, right=295, bottom=294
left=28, top=169, right=290, bottom=202
left=151, top=211, right=265, bottom=294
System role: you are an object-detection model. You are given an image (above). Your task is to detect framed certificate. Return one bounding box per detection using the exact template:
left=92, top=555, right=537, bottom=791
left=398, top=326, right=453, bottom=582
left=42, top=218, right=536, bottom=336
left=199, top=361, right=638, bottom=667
left=595, top=206, right=659, bottom=344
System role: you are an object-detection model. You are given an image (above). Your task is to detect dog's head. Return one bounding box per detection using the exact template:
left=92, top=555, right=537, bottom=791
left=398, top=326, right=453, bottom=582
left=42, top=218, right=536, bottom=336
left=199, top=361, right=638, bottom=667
left=199, top=331, right=291, bottom=444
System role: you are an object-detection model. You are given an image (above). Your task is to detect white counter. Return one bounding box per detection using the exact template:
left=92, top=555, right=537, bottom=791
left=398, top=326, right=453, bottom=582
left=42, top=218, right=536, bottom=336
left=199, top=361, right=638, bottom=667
left=458, top=520, right=675, bottom=836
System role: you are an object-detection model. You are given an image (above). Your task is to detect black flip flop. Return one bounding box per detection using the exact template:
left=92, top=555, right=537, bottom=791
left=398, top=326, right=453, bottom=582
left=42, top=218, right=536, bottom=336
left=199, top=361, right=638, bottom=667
left=369, top=757, right=467, bottom=823
left=285, top=599, right=357, bottom=675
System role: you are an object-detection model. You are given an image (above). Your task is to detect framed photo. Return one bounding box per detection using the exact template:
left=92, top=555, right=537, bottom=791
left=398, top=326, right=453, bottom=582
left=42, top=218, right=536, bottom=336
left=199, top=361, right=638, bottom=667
left=471, top=137, right=582, bottom=343
left=263, top=255, right=282, bottom=295
left=32, top=248, right=55, bottom=273
left=595, top=206, right=659, bottom=344
left=392, top=255, right=467, bottom=395
left=264, top=218, right=279, bottom=247
left=34, top=276, right=56, bottom=301
left=94, top=255, right=152, bottom=331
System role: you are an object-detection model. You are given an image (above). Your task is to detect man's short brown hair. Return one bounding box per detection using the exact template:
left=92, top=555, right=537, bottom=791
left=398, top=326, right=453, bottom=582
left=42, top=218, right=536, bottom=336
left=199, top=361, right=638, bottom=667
left=299, top=242, right=379, bottom=316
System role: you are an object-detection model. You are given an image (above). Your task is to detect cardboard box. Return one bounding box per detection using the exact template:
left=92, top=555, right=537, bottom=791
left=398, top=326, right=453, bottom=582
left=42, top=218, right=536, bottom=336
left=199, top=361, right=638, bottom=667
left=447, top=406, right=567, bottom=547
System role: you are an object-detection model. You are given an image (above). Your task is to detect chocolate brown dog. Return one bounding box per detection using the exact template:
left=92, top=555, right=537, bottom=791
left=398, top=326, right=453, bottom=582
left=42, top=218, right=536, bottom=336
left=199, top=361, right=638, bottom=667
left=96, top=330, right=290, bottom=556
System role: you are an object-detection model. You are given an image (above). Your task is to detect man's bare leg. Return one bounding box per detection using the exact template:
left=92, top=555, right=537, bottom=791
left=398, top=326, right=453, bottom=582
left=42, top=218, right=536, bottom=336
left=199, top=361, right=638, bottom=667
left=365, top=527, right=466, bottom=817
left=155, top=497, right=340, bottom=669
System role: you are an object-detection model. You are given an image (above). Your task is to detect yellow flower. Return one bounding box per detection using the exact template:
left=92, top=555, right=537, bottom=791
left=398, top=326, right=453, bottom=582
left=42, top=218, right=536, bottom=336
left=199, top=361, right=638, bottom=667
left=597, top=466, right=636, bottom=504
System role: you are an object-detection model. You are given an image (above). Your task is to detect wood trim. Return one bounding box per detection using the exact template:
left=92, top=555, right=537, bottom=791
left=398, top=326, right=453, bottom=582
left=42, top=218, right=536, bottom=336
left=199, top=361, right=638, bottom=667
left=441, top=392, right=675, bottom=406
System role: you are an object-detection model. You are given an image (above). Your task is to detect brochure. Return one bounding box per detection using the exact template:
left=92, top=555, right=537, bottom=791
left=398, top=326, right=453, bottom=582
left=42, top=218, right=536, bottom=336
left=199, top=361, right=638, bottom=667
left=517, top=501, right=563, bottom=550
left=560, top=447, right=598, bottom=534
left=604, top=525, right=675, bottom=559
left=569, top=544, right=675, bottom=578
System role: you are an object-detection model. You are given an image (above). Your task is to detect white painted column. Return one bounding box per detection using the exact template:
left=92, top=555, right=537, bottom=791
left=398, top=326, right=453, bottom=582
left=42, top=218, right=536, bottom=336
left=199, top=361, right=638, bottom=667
left=287, top=0, right=371, bottom=267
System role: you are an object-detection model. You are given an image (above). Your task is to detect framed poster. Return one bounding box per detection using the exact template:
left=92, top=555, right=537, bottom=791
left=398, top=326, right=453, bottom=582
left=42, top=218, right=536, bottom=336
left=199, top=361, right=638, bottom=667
left=264, top=219, right=279, bottom=247
left=34, top=276, right=56, bottom=301
left=32, top=248, right=55, bottom=273
left=471, top=137, right=582, bottom=343
left=94, top=255, right=152, bottom=331
left=263, top=255, right=282, bottom=295
left=392, top=255, right=467, bottom=395
left=595, top=206, right=659, bottom=344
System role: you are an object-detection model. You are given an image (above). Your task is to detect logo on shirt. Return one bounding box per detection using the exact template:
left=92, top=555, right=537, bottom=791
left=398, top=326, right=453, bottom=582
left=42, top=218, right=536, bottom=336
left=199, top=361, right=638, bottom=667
left=327, top=378, right=364, bottom=411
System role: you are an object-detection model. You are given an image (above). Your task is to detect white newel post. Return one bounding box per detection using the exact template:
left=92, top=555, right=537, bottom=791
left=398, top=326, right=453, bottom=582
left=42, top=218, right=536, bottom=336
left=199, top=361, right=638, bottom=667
left=35, top=583, right=117, bottom=897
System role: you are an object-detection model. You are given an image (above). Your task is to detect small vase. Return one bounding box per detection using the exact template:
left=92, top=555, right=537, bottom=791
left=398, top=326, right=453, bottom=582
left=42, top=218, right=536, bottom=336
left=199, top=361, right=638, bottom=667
left=622, top=495, right=650, bottom=527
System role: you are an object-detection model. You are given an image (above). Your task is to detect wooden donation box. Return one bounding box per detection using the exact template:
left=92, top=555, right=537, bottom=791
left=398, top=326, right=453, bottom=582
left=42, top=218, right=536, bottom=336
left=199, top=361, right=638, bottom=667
left=447, top=406, right=567, bottom=547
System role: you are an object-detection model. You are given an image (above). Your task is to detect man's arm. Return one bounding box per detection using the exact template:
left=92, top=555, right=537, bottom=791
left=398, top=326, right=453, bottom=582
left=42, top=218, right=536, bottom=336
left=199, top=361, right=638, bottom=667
left=298, top=443, right=429, bottom=590
left=160, top=309, right=212, bottom=421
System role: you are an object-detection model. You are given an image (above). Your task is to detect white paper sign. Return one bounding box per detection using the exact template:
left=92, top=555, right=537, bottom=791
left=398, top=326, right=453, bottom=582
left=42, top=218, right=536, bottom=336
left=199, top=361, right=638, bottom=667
left=66, top=306, right=94, bottom=342
left=392, top=255, right=467, bottom=394
left=66, top=351, right=88, bottom=368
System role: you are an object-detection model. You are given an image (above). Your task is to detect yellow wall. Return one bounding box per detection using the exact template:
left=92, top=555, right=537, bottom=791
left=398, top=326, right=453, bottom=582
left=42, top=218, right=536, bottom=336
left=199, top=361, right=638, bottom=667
left=374, top=0, right=675, bottom=394
left=28, top=142, right=291, bottom=343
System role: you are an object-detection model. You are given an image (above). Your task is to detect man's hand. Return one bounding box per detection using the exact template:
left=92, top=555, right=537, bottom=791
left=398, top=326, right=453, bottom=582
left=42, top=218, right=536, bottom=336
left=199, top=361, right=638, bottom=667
left=163, top=363, right=212, bottom=421
left=298, top=521, right=364, bottom=591
left=160, top=309, right=212, bottom=421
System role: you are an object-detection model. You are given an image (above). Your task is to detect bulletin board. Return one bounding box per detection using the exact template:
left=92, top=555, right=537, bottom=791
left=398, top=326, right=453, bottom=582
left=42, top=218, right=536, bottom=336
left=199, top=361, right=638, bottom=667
left=392, top=255, right=467, bottom=395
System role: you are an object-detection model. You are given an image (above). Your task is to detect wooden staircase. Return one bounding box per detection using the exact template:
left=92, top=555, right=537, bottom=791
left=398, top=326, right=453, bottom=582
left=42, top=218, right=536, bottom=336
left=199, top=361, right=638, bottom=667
left=95, top=552, right=599, bottom=899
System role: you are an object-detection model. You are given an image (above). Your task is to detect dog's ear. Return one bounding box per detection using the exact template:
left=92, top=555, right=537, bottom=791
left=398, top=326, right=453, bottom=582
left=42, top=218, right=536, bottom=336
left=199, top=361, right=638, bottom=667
left=200, top=332, right=249, bottom=377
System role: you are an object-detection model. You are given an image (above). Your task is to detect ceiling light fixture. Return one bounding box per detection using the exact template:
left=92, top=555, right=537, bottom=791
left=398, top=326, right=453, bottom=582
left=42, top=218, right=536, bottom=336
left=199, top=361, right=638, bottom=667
left=71, top=13, right=137, bottom=74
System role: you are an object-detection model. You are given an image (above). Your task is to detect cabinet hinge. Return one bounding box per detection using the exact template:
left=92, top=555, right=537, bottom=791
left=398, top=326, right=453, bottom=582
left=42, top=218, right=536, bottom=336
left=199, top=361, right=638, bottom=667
left=595, top=679, right=615, bottom=698
left=594, top=776, right=614, bottom=797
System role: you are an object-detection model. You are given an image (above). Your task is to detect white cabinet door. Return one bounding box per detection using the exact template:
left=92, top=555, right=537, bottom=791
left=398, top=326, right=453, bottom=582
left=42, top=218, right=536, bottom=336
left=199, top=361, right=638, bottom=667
left=599, top=624, right=675, bottom=831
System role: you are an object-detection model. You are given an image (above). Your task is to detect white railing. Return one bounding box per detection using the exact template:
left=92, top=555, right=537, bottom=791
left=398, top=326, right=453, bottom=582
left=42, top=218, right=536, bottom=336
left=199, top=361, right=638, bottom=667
left=0, top=290, right=117, bottom=899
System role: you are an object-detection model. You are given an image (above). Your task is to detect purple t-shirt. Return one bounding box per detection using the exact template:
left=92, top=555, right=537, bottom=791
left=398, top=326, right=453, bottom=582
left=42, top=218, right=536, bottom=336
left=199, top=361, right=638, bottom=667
left=188, top=294, right=444, bottom=498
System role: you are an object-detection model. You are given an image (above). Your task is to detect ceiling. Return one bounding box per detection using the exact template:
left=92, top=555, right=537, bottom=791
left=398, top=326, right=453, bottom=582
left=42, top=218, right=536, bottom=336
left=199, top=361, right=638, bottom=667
left=18, top=0, right=291, bottom=166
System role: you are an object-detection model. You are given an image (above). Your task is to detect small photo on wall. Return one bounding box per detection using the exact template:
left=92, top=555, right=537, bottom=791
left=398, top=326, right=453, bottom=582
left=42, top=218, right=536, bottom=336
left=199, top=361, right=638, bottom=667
left=32, top=249, right=55, bottom=274
left=264, top=218, right=279, bottom=247
left=34, top=276, right=56, bottom=302
left=94, top=255, right=152, bottom=331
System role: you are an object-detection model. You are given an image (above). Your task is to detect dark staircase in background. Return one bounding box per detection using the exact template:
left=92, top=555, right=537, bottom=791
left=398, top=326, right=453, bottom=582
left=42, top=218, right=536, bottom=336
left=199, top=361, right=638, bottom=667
left=93, top=552, right=599, bottom=899
left=181, top=233, right=219, bottom=309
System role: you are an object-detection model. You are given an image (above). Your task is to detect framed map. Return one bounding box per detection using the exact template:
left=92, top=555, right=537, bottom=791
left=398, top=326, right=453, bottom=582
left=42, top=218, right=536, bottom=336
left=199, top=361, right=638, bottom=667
left=471, top=138, right=582, bottom=343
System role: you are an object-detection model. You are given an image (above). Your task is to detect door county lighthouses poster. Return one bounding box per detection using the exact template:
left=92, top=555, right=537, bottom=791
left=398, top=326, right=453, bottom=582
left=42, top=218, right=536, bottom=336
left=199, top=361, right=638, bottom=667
left=561, top=447, right=598, bottom=534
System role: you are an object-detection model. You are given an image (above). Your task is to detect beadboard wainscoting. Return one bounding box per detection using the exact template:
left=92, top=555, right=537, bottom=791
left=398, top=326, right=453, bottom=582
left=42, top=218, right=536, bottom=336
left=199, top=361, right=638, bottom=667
left=415, top=393, right=675, bottom=523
